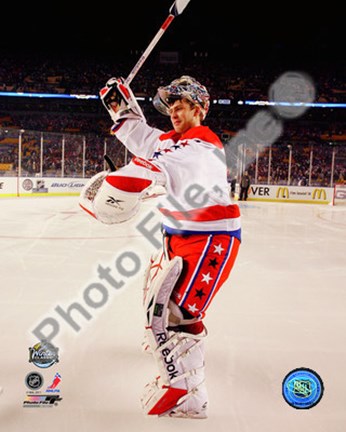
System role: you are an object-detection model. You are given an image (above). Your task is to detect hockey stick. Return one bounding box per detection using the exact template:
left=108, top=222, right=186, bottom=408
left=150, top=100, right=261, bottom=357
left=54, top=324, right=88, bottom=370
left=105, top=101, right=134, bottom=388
left=104, top=154, right=117, bottom=172
left=124, top=0, right=191, bottom=86
left=102, top=2, right=190, bottom=187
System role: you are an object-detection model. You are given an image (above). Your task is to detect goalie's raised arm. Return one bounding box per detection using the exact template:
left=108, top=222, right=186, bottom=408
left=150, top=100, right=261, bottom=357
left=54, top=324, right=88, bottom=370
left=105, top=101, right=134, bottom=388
left=99, top=77, right=145, bottom=129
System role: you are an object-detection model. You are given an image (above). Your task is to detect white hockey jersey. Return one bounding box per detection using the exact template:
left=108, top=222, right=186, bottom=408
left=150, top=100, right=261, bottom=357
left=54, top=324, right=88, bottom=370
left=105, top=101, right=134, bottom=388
left=113, top=119, right=241, bottom=241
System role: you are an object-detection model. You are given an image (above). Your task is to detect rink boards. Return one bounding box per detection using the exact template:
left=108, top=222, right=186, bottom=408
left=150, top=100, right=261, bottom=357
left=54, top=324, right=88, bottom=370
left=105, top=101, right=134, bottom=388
left=246, top=184, right=334, bottom=204
left=0, top=176, right=336, bottom=205
left=0, top=177, right=88, bottom=197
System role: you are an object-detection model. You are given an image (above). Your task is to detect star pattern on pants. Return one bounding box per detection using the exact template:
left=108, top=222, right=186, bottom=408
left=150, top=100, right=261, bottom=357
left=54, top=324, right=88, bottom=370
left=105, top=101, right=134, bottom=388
left=208, top=258, right=219, bottom=268
left=201, top=272, right=213, bottom=284
left=213, top=243, right=225, bottom=255
left=194, top=288, right=206, bottom=299
left=187, top=303, right=199, bottom=314
left=178, top=236, right=234, bottom=317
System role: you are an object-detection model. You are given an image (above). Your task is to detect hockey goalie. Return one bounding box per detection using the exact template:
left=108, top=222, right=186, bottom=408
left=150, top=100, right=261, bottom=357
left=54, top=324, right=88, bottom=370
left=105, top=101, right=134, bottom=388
left=79, top=75, right=241, bottom=418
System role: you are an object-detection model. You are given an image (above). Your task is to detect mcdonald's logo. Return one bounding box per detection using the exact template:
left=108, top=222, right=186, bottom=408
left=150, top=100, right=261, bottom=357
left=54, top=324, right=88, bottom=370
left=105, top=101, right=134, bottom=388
left=312, top=188, right=327, bottom=200
left=276, top=187, right=289, bottom=199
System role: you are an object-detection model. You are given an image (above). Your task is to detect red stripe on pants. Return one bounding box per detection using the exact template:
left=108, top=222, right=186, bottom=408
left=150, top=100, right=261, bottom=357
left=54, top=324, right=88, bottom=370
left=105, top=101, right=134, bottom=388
left=167, top=233, right=240, bottom=319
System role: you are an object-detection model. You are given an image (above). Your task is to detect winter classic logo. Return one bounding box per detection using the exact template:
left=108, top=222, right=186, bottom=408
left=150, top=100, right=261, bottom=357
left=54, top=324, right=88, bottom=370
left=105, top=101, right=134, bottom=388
left=28, top=340, right=59, bottom=369
left=282, top=367, right=324, bottom=409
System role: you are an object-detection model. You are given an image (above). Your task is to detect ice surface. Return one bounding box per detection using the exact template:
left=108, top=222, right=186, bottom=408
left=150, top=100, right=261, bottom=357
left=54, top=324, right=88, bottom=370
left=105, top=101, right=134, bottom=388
left=0, top=196, right=345, bottom=431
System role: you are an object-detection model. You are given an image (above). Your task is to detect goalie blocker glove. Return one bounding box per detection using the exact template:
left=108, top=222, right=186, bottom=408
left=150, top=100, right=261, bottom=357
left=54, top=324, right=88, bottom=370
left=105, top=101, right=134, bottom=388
left=99, top=77, right=145, bottom=129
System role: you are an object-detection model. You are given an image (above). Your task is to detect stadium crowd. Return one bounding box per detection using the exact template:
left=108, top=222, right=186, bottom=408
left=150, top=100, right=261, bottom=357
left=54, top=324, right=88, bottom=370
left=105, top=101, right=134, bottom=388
left=0, top=54, right=345, bottom=186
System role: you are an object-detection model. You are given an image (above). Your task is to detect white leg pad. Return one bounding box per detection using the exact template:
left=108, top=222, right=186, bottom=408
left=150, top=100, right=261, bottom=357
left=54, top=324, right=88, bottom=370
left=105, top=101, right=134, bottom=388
left=141, top=251, right=208, bottom=418
left=141, top=249, right=171, bottom=355
left=141, top=330, right=208, bottom=418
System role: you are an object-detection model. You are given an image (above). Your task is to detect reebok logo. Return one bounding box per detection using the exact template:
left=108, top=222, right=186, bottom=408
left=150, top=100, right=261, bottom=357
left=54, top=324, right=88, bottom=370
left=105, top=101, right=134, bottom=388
left=156, top=332, right=179, bottom=380
left=106, top=196, right=125, bottom=209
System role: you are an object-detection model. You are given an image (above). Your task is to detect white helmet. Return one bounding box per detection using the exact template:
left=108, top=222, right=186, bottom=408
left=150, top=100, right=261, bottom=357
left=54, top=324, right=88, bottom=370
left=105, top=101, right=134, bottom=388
left=153, top=75, right=210, bottom=120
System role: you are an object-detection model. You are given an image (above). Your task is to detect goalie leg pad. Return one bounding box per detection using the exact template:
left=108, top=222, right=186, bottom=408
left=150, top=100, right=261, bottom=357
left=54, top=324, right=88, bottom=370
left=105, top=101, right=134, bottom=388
left=143, top=253, right=183, bottom=351
left=141, top=253, right=208, bottom=418
left=141, top=329, right=208, bottom=418
left=142, top=248, right=165, bottom=354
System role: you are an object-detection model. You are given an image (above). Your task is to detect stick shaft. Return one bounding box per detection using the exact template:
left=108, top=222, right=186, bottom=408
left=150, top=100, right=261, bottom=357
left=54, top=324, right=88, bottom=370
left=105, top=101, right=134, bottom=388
left=104, top=154, right=116, bottom=172
left=125, top=14, right=175, bottom=86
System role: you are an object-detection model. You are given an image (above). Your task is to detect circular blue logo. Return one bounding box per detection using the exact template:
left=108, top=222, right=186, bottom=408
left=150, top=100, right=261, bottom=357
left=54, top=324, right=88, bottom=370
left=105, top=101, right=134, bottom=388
left=28, top=341, right=59, bottom=369
left=282, top=368, right=324, bottom=409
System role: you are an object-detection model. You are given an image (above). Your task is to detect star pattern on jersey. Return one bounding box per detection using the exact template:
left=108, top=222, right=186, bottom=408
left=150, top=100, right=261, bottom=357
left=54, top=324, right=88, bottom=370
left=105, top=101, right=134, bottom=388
left=150, top=141, right=190, bottom=160
left=213, top=243, right=225, bottom=255
left=201, top=272, right=213, bottom=284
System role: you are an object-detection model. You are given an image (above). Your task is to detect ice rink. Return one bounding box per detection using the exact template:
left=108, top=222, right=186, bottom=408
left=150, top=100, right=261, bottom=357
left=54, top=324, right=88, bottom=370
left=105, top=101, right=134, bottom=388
left=0, top=195, right=345, bottom=432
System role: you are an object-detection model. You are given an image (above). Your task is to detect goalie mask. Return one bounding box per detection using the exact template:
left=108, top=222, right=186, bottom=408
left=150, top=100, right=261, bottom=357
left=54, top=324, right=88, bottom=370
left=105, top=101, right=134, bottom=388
left=153, top=75, right=210, bottom=120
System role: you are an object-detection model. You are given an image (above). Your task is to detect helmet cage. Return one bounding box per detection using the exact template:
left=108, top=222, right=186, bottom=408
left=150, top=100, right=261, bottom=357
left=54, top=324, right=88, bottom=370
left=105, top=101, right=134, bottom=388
left=153, top=76, right=210, bottom=120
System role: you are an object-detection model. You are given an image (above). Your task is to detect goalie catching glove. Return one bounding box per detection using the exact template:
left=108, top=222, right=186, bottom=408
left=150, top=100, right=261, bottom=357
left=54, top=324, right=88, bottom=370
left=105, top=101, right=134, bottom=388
left=99, top=77, right=145, bottom=129
left=79, top=157, right=166, bottom=224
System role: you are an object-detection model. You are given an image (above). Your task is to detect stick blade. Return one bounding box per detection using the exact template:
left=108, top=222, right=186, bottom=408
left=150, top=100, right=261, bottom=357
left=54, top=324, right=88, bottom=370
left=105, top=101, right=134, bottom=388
left=170, top=0, right=191, bottom=16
